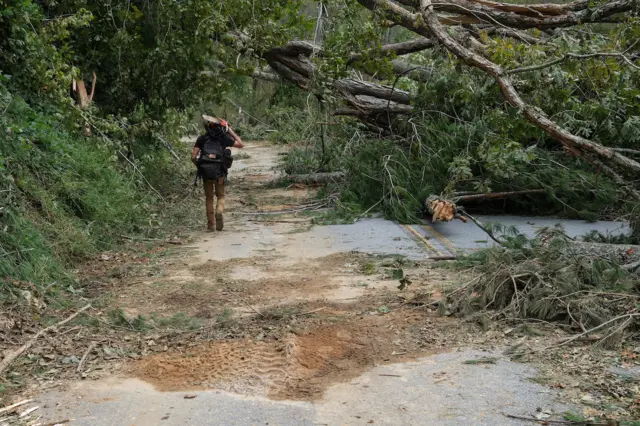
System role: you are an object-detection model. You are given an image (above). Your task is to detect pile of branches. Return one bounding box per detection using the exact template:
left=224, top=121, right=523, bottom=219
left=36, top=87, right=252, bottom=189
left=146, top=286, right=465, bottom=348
left=446, top=226, right=640, bottom=347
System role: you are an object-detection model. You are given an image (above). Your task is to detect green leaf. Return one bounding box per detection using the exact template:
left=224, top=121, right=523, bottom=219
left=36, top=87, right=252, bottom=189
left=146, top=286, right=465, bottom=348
left=391, top=268, right=404, bottom=280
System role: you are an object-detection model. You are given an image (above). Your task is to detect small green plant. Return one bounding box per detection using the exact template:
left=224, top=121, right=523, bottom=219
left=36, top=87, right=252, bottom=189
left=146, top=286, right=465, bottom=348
left=361, top=263, right=376, bottom=275
left=563, top=412, right=585, bottom=423
left=108, top=309, right=150, bottom=331
left=216, top=308, right=235, bottom=326
left=156, top=312, right=202, bottom=330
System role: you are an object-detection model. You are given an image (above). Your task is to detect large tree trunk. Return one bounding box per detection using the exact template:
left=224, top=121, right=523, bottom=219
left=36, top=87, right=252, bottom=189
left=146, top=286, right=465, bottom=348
left=262, top=41, right=414, bottom=129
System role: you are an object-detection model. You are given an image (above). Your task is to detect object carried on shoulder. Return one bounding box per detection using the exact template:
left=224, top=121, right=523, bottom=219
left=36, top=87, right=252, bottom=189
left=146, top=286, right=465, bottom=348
left=202, top=114, right=229, bottom=133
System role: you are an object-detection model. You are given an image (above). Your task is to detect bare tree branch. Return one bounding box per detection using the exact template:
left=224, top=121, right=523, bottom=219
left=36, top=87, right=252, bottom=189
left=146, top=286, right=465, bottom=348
left=350, top=37, right=436, bottom=62
left=507, top=51, right=640, bottom=74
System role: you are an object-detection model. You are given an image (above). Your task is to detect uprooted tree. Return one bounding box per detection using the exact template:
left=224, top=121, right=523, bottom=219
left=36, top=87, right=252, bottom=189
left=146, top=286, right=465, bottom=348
left=225, top=0, right=640, bottom=201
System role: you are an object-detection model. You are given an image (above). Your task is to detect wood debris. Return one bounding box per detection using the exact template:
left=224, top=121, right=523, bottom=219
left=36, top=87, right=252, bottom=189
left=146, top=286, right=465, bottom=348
left=426, top=196, right=458, bottom=222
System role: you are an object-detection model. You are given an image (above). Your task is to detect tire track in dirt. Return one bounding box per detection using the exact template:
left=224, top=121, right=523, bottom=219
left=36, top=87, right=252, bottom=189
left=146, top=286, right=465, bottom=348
left=132, top=310, right=450, bottom=400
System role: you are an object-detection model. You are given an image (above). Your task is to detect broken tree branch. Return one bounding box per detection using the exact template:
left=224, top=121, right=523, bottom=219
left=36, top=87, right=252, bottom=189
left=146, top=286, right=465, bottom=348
left=504, top=413, right=608, bottom=425
left=399, top=0, right=634, bottom=29
left=0, top=400, right=33, bottom=416
left=459, top=209, right=505, bottom=245
left=117, top=150, right=165, bottom=201
left=77, top=341, right=97, bottom=373
left=356, top=0, right=640, bottom=189
left=545, top=313, right=640, bottom=350
left=507, top=51, right=640, bottom=75
left=0, top=304, right=92, bottom=376
left=243, top=300, right=264, bottom=317
left=454, top=189, right=546, bottom=202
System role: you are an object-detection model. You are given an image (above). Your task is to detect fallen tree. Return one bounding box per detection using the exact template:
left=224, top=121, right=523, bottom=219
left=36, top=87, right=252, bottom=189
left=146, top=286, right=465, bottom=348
left=426, top=191, right=548, bottom=222
left=352, top=0, right=640, bottom=196
left=229, top=0, right=640, bottom=197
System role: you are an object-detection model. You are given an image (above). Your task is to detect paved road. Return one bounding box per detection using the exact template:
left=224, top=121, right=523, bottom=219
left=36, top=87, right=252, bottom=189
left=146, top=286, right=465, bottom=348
left=407, top=215, right=629, bottom=258
left=37, top=350, right=571, bottom=426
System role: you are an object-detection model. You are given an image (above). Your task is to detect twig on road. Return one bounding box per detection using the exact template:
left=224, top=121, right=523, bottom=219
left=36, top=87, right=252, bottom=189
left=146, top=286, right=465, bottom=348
left=243, top=300, right=264, bottom=317
left=544, top=313, right=640, bottom=350
left=77, top=341, right=97, bottom=373
left=504, top=413, right=607, bottom=425
left=0, top=400, right=33, bottom=415
left=297, top=307, right=327, bottom=316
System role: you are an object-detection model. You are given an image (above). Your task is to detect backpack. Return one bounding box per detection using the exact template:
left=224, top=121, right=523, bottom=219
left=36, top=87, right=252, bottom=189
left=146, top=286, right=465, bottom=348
left=197, top=133, right=234, bottom=181
left=200, top=133, right=224, bottom=162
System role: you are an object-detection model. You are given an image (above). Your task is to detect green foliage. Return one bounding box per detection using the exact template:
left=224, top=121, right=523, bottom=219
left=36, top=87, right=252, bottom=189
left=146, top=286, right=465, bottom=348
left=108, top=308, right=150, bottom=331
left=0, top=0, right=314, bottom=306
left=0, top=0, right=310, bottom=116
left=0, top=94, right=151, bottom=301
left=273, top=9, right=639, bottom=224
left=154, top=312, right=203, bottom=330
left=446, top=226, right=639, bottom=345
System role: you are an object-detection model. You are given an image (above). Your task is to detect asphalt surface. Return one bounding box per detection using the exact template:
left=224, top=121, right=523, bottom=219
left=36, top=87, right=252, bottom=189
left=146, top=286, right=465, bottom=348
left=411, top=215, right=629, bottom=257
left=33, top=216, right=628, bottom=425
left=37, top=350, right=571, bottom=426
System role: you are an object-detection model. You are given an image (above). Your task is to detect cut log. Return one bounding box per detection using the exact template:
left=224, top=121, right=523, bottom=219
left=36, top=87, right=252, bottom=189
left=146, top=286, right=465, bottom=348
left=426, top=196, right=458, bottom=222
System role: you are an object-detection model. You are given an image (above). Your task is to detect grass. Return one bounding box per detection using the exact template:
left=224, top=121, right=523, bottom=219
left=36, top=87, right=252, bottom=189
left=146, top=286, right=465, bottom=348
left=216, top=308, right=236, bottom=327
left=155, top=312, right=203, bottom=330
left=361, top=262, right=376, bottom=275
left=108, top=309, right=151, bottom=331
left=0, top=96, right=171, bottom=307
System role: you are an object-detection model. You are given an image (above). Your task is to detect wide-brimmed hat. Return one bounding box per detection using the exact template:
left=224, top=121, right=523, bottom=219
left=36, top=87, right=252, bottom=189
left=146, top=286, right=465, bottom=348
left=202, top=114, right=228, bottom=129
left=202, top=115, right=220, bottom=126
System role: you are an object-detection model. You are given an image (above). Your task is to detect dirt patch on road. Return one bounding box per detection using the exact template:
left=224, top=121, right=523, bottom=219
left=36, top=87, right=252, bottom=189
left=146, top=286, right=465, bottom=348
left=104, top=249, right=438, bottom=318
left=132, top=309, right=452, bottom=400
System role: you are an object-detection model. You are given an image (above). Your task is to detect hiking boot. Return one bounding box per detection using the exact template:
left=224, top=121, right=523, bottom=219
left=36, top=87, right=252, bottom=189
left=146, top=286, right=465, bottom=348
left=215, top=212, right=223, bottom=231
left=207, top=220, right=215, bottom=232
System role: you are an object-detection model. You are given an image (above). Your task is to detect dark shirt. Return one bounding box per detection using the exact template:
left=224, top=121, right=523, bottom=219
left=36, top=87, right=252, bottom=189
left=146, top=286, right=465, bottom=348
left=194, top=133, right=235, bottom=150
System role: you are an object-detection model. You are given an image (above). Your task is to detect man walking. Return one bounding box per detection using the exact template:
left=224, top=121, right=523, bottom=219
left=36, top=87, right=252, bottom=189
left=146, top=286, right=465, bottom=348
left=192, top=115, right=244, bottom=231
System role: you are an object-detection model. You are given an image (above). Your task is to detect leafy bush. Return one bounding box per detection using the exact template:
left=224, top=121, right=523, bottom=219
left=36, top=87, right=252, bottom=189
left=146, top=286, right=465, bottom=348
left=0, top=93, right=150, bottom=303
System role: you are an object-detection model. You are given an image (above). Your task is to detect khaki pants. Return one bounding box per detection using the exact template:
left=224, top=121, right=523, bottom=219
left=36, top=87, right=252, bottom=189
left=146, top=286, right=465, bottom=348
left=204, top=178, right=225, bottom=226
